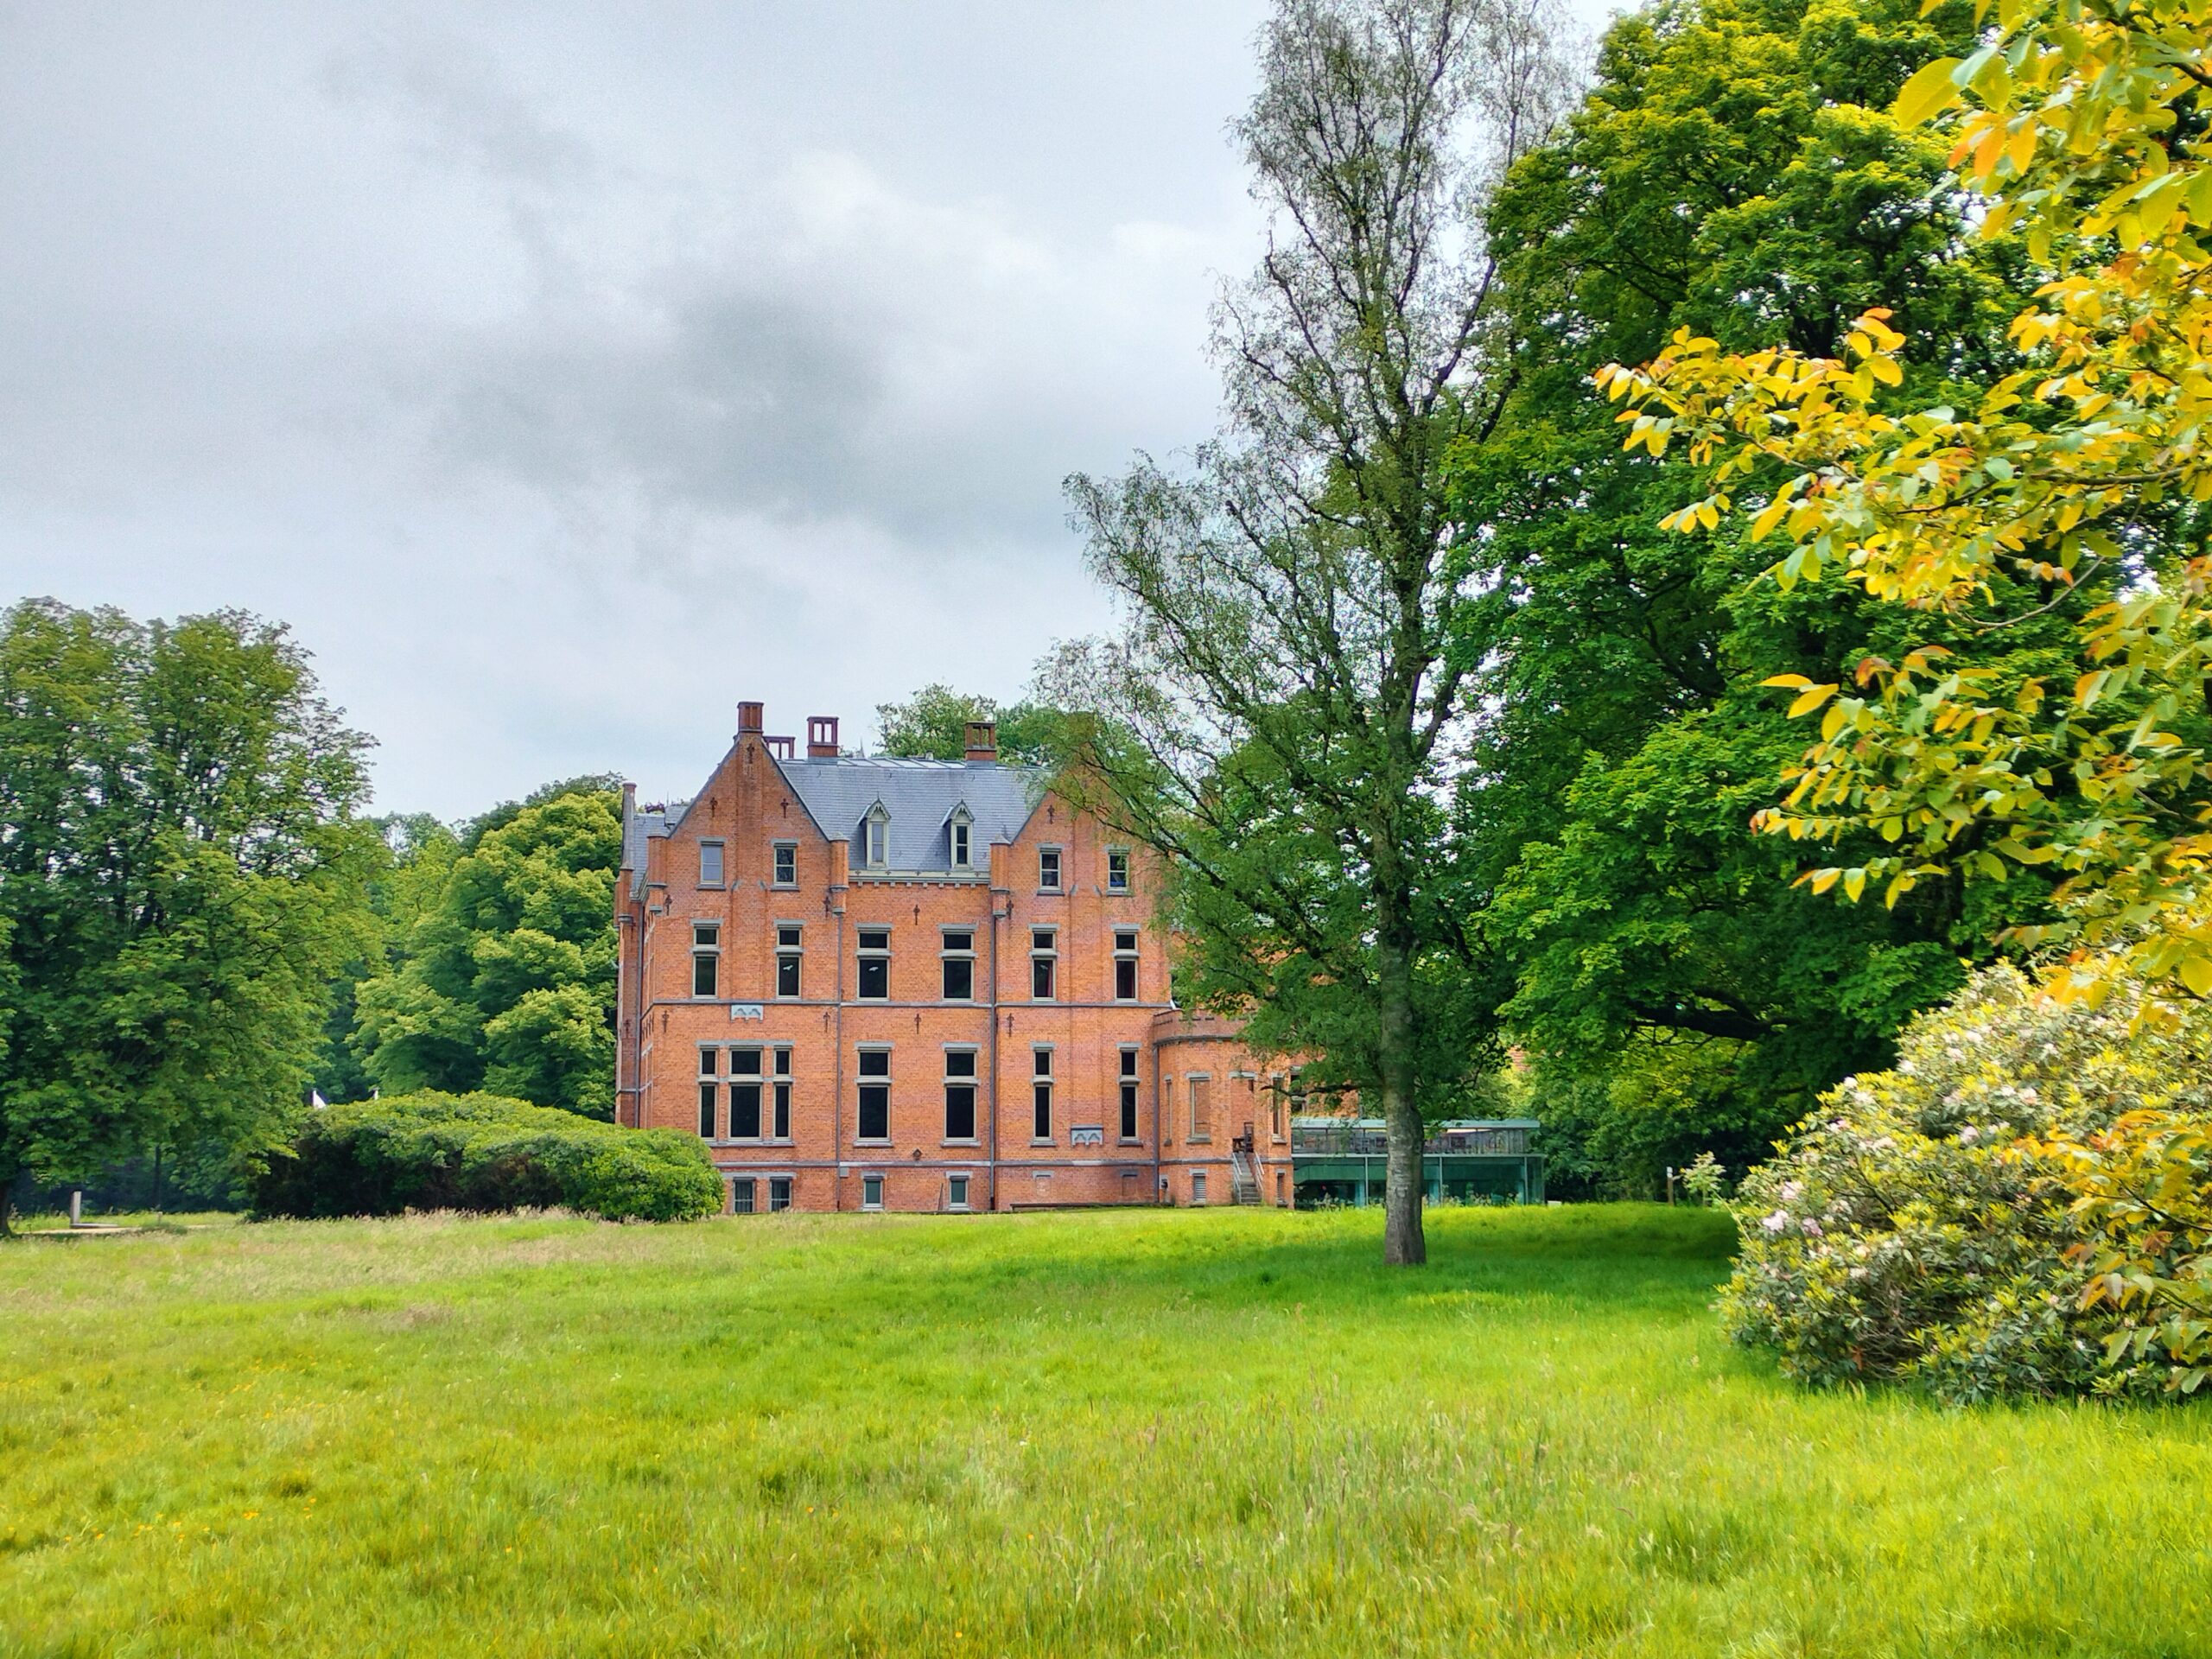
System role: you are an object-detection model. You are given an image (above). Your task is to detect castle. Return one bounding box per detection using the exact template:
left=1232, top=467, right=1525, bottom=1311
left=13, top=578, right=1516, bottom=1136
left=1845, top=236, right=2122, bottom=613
left=613, top=702, right=1294, bottom=1213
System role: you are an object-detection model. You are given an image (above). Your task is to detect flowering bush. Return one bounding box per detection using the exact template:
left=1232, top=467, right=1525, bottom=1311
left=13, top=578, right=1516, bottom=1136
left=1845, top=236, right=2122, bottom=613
left=1721, top=963, right=2212, bottom=1402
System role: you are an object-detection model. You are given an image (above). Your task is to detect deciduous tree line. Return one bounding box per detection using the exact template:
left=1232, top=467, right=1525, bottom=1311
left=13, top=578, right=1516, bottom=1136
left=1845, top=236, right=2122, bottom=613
left=10, top=0, right=2199, bottom=1267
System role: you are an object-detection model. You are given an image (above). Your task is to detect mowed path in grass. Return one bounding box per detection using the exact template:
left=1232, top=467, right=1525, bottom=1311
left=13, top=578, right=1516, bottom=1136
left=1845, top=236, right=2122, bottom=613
left=1, top=1205, right=2206, bottom=1659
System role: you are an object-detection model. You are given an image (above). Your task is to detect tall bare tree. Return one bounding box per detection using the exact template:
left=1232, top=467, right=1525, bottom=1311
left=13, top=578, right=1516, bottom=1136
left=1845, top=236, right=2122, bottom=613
left=1060, top=0, right=1572, bottom=1264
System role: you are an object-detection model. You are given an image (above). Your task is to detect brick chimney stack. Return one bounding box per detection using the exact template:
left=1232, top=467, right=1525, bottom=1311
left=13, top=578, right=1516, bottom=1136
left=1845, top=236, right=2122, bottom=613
left=807, top=715, right=841, bottom=759
left=736, top=701, right=765, bottom=736
left=963, top=720, right=998, bottom=765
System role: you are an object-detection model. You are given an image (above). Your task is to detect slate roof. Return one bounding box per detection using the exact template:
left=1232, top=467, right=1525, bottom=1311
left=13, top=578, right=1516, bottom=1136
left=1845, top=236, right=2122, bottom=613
left=777, top=755, right=1042, bottom=874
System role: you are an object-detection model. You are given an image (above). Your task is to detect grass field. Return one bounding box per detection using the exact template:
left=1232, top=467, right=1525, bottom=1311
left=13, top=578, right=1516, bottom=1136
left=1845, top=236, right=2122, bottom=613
left=2, top=1205, right=2208, bottom=1658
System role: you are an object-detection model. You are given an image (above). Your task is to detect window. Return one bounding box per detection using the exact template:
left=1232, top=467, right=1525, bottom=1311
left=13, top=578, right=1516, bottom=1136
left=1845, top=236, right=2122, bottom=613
left=1192, top=1172, right=1207, bottom=1206
left=697, top=1046, right=719, bottom=1139
left=1030, top=927, right=1057, bottom=1001
left=729, top=1047, right=763, bottom=1139
left=857, top=927, right=890, bottom=1000
left=863, top=806, right=889, bottom=869
left=944, top=1049, right=977, bottom=1141
left=950, top=817, right=971, bottom=868
left=769, top=1177, right=793, bottom=1212
left=941, top=929, right=975, bottom=1001
left=776, top=924, right=803, bottom=998
left=1113, top=929, right=1140, bottom=1001
left=1107, top=847, right=1130, bottom=893
left=691, top=923, right=720, bottom=998
left=857, top=1048, right=890, bottom=1141
left=1038, top=847, right=1061, bottom=890
left=1189, top=1074, right=1213, bottom=1142
left=731, top=1178, right=756, bottom=1214
left=699, top=840, right=725, bottom=887
left=1270, top=1084, right=1286, bottom=1142
left=772, top=842, right=798, bottom=887
left=1119, top=1048, right=1140, bottom=1141
left=1032, top=1047, right=1053, bottom=1141
left=861, top=1174, right=884, bottom=1210
left=948, top=1174, right=970, bottom=1211
left=773, top=1047, right=792, bottom=1140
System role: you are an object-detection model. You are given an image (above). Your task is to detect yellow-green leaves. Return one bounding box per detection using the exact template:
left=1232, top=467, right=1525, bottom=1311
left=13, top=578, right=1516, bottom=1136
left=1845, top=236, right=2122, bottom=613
left=1599, top=0, right=2212, bottom=1007
left=1894, top=55, right=1964, bottom=126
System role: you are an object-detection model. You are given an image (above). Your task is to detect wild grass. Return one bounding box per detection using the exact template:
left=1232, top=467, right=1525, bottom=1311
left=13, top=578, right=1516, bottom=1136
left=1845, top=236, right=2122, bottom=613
left=0, top=1204, right=2205, bottom=1657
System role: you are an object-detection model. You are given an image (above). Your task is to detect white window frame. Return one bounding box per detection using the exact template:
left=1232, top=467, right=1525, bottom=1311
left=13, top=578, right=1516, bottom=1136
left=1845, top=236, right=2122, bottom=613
left=1118, top=1046, right=1141, bottom=1142
left=863, top=805, right=890, bottom=870
left=1038, top=845, right=1062, bottom=891
left=697, top=1046, right=720, bottom=1141
left=699, top=839, right=725, bottom=887
left=1029, top=926, right=1057, bottom=1002
left=1031, top=1045, right=1054, bottom=1143
left=775, top=923, right=803, bottom=1000
left=1112, top=928, right=1140, bottom=1002
left=1106, top=847, right=1130, bottom=893
left=691, top=923, right=720, bottom=999
left=943, top=1046, right=980, bottom=1145
left=947, top=1173, right=971, bottom=1211
left=940, top=927, right=976, bottom=1002
left=949, top=809, right=974, bottom=869
left=861, top=1174, right=884, bottom=1211
left=856, top=926, right=892, bottom=1001
left=772, top=841, right=798, bottom=888
left=855, top=1046, right=893, bottom=1143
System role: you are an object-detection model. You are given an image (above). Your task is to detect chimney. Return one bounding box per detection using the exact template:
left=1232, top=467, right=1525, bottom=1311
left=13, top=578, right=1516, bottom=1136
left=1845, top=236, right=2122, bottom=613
left=736, top=701, right=765, bottom=736
left=963, top=720, right=998, bottom=765
left=807, top=715, right=841, bottom=759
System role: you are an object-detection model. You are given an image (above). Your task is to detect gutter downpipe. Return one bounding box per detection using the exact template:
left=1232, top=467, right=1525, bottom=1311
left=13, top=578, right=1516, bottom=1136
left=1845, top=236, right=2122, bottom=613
left=829, top=839, right=849, bottom=1211
left=988, top=842, right=1009, bottom=1213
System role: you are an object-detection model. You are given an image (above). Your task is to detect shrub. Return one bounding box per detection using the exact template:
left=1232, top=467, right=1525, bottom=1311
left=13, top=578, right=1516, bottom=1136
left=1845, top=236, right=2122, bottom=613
left=1721, top=963, right=2212, bottom=1402
left=251, top=1092, right=722, bottom=1223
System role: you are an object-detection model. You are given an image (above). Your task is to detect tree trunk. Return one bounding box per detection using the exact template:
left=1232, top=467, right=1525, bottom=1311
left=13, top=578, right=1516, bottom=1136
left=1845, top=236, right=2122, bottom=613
left=1376, top=929, right=1427, bottom=1266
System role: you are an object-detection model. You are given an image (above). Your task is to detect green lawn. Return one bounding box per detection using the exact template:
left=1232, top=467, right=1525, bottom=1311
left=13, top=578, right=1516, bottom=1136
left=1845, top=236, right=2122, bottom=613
left=1, top=1205, right=2206, bottom=1658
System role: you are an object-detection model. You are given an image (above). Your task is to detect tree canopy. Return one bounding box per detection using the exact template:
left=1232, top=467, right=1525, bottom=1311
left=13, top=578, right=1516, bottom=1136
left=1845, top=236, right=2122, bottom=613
left=0, top=600, right=378, bottom=1225
left=872, top=685, right=1062, bottom=766
left=1607, top=0, right=2212, bottom=1009
left=349, top=786, right=620, bottom=1118
left=1062, top=0, right=1573, bottom=1263
left=1440, top=0, right=2077, bottom=1189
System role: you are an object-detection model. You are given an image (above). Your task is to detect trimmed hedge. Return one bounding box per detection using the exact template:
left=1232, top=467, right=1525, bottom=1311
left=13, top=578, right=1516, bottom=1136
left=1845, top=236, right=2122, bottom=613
left=252, top=1091, right=722, bottom=1223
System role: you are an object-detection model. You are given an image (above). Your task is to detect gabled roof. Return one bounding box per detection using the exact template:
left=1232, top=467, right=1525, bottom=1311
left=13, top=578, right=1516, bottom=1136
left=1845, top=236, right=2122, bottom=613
left=776, top=755, right=1040, bottom=874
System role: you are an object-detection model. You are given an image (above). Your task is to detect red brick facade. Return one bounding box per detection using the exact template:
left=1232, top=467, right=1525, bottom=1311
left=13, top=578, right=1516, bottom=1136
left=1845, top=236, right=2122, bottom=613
left=614, top=705, right=1291, bottom=1213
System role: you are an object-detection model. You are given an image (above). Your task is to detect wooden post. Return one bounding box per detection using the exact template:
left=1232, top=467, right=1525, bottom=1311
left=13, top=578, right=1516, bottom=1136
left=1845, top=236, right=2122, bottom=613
left=68, top=1191, right=82, bottom=1228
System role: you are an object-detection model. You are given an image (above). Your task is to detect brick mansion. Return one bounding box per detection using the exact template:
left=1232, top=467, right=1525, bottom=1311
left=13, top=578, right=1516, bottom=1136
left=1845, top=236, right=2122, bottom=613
left=614, top=702, right=1295, bottom=1214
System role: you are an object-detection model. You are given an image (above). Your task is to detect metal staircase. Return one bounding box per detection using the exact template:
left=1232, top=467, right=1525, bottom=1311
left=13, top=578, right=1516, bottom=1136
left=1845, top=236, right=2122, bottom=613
left=1230, top=1126, right=1262, bottom=1205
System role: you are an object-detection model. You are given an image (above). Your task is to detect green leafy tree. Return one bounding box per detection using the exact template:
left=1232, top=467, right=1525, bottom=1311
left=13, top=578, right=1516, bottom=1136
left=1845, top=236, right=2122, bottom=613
left=1063, top=0, right=1573, bottom=1265
left=0, top=600, right=377, bottom=1229
left=872, top=684, right=1062, bottom=766
left=1447, top=0, right=2070, bottom=1186
left=315, top=813, right=461, bottom=1104
left=351, top=787, right=620, bottom=1118
left=1605, top=0, right=2212, bottom=1005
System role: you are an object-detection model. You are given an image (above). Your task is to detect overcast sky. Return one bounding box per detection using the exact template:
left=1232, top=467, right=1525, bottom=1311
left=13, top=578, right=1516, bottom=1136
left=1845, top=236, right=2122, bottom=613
left=0, top=1, right=1617, bottom=819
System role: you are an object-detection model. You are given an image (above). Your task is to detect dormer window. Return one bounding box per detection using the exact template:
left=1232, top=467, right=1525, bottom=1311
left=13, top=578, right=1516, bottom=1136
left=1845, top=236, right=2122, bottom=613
left=862, top=803, right=889, bottom=869
left=947, top=805, right=974, bottom=869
